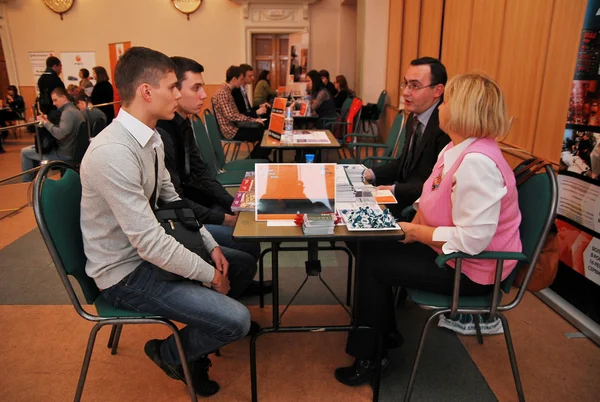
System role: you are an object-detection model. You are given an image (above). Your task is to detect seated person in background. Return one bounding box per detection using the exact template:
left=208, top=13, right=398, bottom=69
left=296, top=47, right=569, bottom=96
left=253, top=70, right=277, bottom=107
left=67, top=84, right=81, bottom=98
left=300, top=70, right=337, bottom=127
left=21, top=87, right=83, bottom=182
left=75, top=93, right=107, bottom=137
left=332, top=75, right=355, bottom=110
left=364, top=57, right=450, bottom=216
left=212, top=65, right=271, bottom=159
left=335, top=72, right=522, bottom=386
left=156, top=56, right=271, bottom=297
left=81, top=47, right=252, bottom=397
left=0, top=85, right=25, bottom=129
left=319, top=69, right=338, bottom=97
left=232, top=64, right=269, bottom=117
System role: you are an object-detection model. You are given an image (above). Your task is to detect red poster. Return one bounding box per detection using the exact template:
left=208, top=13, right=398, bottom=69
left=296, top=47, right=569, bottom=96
left=108, top=41, right=131, bottom=115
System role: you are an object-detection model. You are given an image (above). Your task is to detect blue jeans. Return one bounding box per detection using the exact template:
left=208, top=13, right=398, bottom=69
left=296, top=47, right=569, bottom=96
left=20, top=145, right=71, bottom=182
left=101, top=260, right=252, bottom=365
left=205, top=223, right=261, bottom=261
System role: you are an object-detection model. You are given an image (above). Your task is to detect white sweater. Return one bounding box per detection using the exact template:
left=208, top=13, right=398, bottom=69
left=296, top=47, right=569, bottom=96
left=80, top=111, right=218, bottom=289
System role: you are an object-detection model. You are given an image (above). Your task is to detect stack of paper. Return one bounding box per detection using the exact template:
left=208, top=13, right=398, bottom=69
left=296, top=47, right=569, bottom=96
left=302, top=213, right=336, bottom=235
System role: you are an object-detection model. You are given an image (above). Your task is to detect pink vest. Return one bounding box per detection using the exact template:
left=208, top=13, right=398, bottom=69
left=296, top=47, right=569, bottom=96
left=418, top=138, right=522, bottom=285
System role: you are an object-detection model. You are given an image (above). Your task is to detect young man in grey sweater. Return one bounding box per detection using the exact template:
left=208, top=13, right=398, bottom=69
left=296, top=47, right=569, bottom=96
left=79, top=47, right=251, bottom=397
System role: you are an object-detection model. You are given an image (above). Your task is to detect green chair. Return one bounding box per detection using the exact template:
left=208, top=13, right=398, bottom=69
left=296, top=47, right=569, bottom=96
left=33, top=161, right=197, bottom=402
left=403, top=164, right=558, bottom=402
left=339, top=111, right=406, bottom=166
left=359, top=90, right=387, bottom=134
left=321, top=96, right=354, bottom=127
left=71, top=122, right=90, bottom=168
left=202, top=110, right=268, bottom=171
left=207, top=107, right=253, bottom=161
left=191, top=116, right=246, bottom=187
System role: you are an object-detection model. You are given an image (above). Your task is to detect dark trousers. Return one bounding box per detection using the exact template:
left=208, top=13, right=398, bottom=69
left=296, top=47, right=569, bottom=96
left=346, top=240, right=492, bottom=360
left=233, top=127, right=271, bottom=159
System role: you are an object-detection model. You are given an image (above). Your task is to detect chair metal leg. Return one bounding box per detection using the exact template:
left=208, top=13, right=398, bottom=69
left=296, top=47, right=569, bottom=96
left=110, top=324, right=123, bottom=355
left=74, top=323, right=102, bottom=402
left=404, top=310, right=447, bottom=402
left=498, top=312, right=525, bottom=402
left=163, top=321, right=198, bottom=402
left=107, top=324, right=117, bottom=348
left=473, top=315, right=484, bottom=345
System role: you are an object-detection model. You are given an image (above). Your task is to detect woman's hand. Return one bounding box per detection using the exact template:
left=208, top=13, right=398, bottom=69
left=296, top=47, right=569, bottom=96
left=400, top=222, right=419, bottom=243
left=399, top=222, right=441, bottom=247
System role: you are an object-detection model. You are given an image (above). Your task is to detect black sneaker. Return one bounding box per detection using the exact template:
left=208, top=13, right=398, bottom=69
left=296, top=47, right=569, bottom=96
left=144, top=339, right=220, bottom=397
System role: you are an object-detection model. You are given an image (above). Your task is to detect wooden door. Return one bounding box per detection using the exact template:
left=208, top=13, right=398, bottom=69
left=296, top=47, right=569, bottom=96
left=0, top=38, right=9, bottom=101
left=252, top=34, right=289, bottom=90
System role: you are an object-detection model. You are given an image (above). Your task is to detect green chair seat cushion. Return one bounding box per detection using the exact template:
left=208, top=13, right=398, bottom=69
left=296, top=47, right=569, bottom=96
left=216, top=170, right=246, bottom=186
left=223, top=159, right=269, bottom=172
left=406, top=288, right=498, bottom=309
left=94, top=295, right=159, bottom=318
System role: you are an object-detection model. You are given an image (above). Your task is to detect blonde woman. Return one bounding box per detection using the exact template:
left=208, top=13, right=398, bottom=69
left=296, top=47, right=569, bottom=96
left=335, top=73, right=522, bottom=386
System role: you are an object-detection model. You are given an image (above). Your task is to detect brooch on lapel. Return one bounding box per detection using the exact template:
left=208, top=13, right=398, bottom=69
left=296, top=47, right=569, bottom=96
left=431, top=174, right=442, bottom=190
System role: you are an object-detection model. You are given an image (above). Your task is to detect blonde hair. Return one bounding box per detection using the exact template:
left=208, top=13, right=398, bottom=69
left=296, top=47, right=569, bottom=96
left=443, top=73, right=509, bottom=139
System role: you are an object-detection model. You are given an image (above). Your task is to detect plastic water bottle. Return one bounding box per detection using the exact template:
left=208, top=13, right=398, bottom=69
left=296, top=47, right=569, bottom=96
left=284, top=107, right=294, bottom=135
left=305, top=154, right=315, bottom=163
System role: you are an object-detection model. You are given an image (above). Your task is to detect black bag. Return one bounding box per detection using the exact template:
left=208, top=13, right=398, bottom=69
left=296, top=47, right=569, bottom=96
left=149, top=154, right=209, bottom=262
left=360, top=103, right=379, bottom=120
left=34, top=108, right=61, bottom=154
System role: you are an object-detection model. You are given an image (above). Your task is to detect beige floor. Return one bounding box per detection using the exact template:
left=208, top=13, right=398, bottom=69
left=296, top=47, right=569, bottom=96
left=0, top=134, right=598, bottom=401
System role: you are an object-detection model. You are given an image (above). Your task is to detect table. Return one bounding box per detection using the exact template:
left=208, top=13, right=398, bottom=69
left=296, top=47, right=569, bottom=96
left=261, top=130, right=341, bottom=162
left=232, top=212, right=405, bottom=402
left=293, top=113, right=319, bottom=129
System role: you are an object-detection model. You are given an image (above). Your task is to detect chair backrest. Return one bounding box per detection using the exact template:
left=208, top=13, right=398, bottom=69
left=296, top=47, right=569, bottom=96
left=71, top=122, right=90, bottom=165
left=501, top=164, right=558, bottom=299
left=191, top=115, right=219, bottom=177
left=33, top=162, right=99, bottom=311
left=91, top=117, right=106, bottom=137
left=346, top=97, right=363, bottom=136
left=375, top=90, right=387, bottom=118
left=383, top=112, right=406, bottom=158
left=203, top=109, right=227, bottom=169
left=340, top=97, right=353, bottom=116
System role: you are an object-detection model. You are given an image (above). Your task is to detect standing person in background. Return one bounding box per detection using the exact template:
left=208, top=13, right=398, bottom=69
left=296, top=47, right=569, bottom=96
left=91, top=66, right=115, bottom=124
left=79, top=68, right=94, bottom=96
left=333, top=75, right=355, bottom=110
left=253, top=70, right=277, bottom=107
left=319, top=69, right=338, bottom=97
left=37, top=56, right=65, bottom=115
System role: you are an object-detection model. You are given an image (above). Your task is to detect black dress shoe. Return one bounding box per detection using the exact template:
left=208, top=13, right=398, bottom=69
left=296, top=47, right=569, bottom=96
left=241, top=280, right=274, bottom=297
left=144, top=339, right=220, bottom=397
left=334, top=357, right=391, bottom=387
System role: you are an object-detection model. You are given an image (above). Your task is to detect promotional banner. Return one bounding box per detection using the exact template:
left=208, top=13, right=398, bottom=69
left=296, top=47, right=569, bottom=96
left=29, top=51, right=56, bottom=83
left=60, top=51, right=96, bottom=88
left=558, top=0, right=600, bottom=287
left=108, top=41, right=131, bottom=116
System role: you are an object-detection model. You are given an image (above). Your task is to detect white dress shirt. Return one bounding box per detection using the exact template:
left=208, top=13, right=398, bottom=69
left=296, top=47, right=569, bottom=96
left=415, top=137, right=507, bottom=255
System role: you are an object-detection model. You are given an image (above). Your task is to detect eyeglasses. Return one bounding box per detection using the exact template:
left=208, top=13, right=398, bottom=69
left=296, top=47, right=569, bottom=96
left=400, top=81, right=438, bottom=92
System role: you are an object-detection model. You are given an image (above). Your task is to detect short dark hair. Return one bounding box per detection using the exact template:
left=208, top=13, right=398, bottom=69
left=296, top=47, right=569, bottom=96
left=92, top=66, right=110, bottom=83
left=226, top=65, right=243, bottom=83
left=335, top=75, right=348, bottom=91
left=46, top=56, right=61, bottom=68
left=51, top=87, right=69, bottom=98
left=239, top=63, right=253, bottom=76
left=318, top=69, right=330, bottom=80
left=171, top=56, right=204, bottom=89
left=114, top=47, right=176, bottom=106
left=80, top=68, right=90, bottom=79
left=410, top=57, right=447, bottom=86
left=75, top=93, right=90, bottom=104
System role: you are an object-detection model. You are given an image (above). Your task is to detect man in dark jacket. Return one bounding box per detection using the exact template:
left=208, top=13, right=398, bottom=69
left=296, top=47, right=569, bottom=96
left=319, top=69, right=338, bottom=97
left=156, top=56, right=272, bottom=298
left=232, top=64, right=269, bottom=117
left=37, top=56, right=65, bottom=115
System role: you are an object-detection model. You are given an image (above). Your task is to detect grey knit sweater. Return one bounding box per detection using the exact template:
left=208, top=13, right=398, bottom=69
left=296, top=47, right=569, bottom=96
left=80, top=113, right=217, bottom=289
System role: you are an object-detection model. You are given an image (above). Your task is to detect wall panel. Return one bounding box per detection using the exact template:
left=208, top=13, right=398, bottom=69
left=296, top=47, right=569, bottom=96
left=440, top=0, right=474, bottom=79
left=385, top=0, right=404, bottom=108
left=467, top=0, right=506, bottom=77
left=533, top=0, right=587, bottom=163
left=418, top=0, right=444, bottom=59
left=400, top=0, right=423, bottom=81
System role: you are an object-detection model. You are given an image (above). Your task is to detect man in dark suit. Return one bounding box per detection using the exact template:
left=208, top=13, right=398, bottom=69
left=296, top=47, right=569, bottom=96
left=232, top=64, right=269, bottom=118
left=363, top=57, right=450, bottom=218
left=335, top=57, right=450, bottom=387
left=37, top=56, right=65, bottom=115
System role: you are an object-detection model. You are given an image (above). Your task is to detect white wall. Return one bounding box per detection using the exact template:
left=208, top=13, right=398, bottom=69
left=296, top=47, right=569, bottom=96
left=359, top=0, right=389, bottom=103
